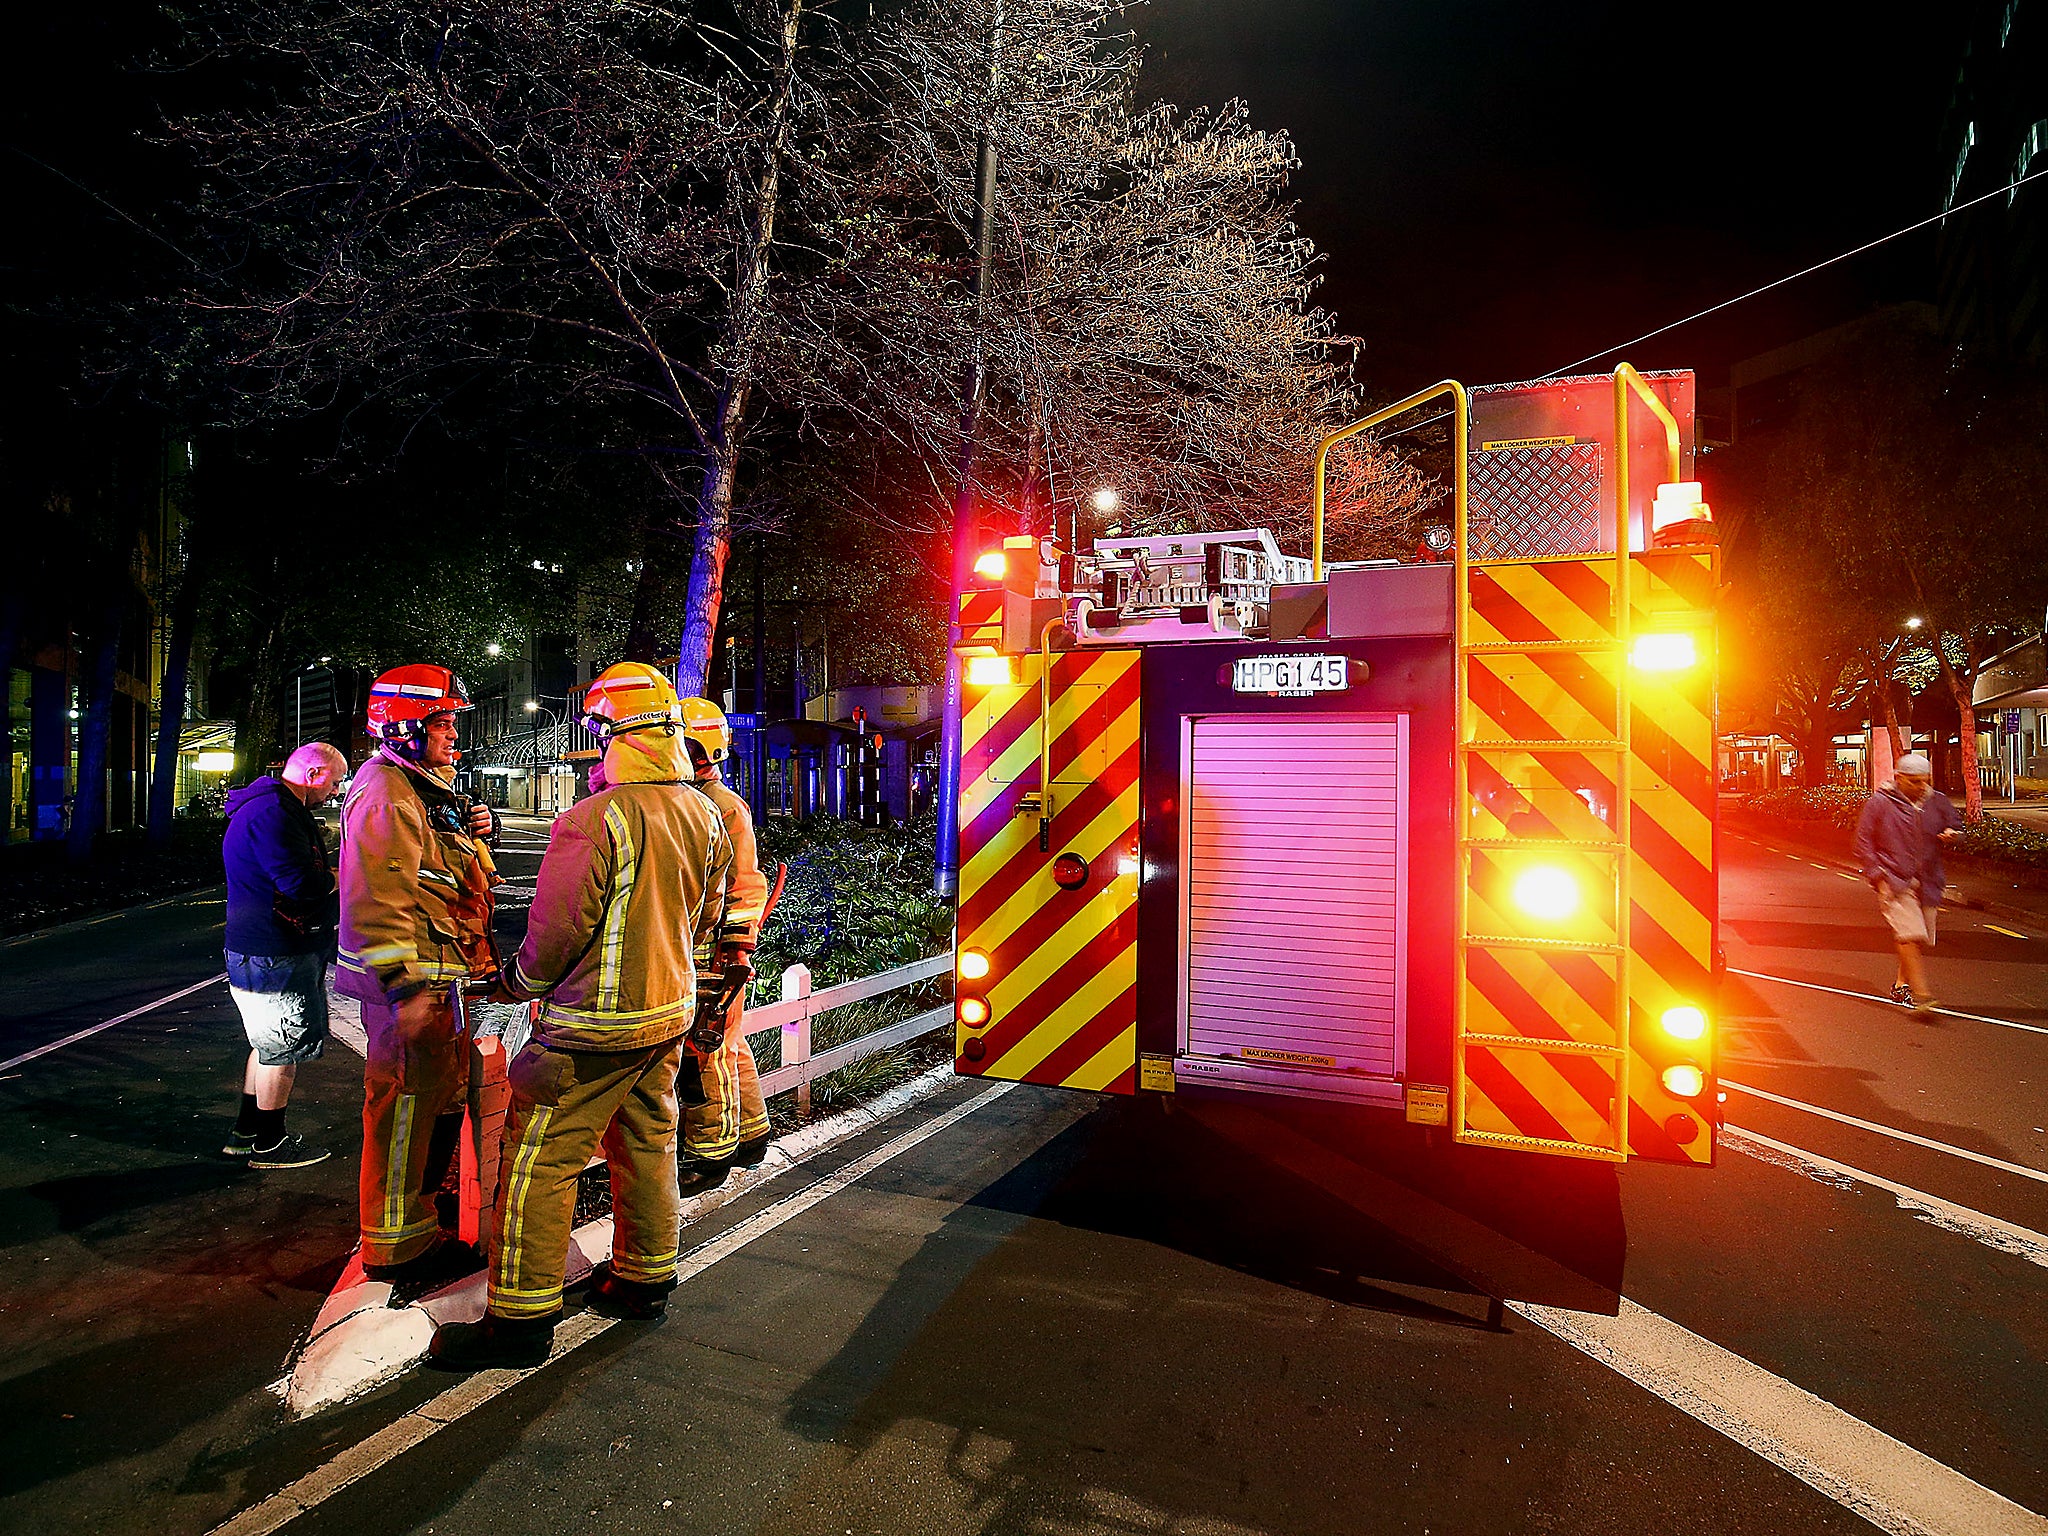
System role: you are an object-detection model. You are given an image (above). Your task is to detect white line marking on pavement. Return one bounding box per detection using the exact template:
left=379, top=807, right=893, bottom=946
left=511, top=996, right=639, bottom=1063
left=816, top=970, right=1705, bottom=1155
left=208, top=1080, right=1015, bottom=1536
left=1519, top=1297, right=2048, bottom=1536
left=0, top=973, right=228, bottom=1072
left=1723, top=1079, right=2048, bottom=1185
left=1725, top=1126, right=2048, bottom=1269
left=1729, top=967, right=2048, bottom=1039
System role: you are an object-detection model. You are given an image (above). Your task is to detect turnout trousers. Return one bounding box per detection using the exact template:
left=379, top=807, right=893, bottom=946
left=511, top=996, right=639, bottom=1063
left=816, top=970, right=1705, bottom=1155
left=490, top=1039, right=684, bottom=1321
left=682, top=1000, right=770, bottom=1161
left=359, top=994, right=466, bottom=1266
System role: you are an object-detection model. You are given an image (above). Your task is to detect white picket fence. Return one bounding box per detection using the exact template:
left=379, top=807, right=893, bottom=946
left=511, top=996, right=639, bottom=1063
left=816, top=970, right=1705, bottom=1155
left=747, top=953, right=953, bottom=1112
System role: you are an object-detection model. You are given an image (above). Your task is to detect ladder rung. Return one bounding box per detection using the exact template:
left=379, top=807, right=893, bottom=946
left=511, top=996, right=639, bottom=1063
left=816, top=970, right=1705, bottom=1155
left=1462, top=1031, right=1623, bottom=1059
left=1462, top=837, right=1617, bottom=852
left=1456, top=1127, right=1626, bottom=1161
left=1463, top=640, right=1618, bottom=654
left=1462, top=933, right=1624, bottom=955
left=1465, top=739, right=1624, bottom=753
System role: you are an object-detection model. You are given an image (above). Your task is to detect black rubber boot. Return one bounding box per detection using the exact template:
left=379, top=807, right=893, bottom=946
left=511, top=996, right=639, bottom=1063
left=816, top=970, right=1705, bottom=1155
left=363, top=1238, right=484, bottom=1299
left=428, top=1312, right=557, bottom=1372
left=676, top=1155, right=733, bottom=1197
left=586, top=1263, right=676, bottom=1321
left=734, top=1133, right=771, bottom=1168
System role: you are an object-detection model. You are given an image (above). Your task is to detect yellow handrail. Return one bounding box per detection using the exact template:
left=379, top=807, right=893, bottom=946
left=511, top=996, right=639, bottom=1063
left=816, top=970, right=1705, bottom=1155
left=1310, top=381, right=1470, bottom=581
left=1613, top=364, right=1682, bottom=543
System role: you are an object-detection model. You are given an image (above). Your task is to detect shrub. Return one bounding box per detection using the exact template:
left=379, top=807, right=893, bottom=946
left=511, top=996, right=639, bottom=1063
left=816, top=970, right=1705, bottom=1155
left=1739, top=785, right=1866, bottom=830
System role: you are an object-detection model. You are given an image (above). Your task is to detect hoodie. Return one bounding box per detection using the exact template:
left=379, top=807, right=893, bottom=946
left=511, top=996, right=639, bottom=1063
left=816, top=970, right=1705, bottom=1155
left=1852, top=783, right=1925, bottom=894
left=222, top=776, right=338, bottom=957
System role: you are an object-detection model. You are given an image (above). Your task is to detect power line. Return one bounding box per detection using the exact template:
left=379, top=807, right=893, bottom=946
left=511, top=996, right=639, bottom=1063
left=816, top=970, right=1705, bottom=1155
left=1544, top=164, right=2048, bottom=378
left=1372, top=164, right=2048, bottom=444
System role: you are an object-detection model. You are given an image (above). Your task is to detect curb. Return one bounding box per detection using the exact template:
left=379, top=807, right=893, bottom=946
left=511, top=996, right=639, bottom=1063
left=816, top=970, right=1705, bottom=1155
left=277, top=1057, right=963, bottom=1418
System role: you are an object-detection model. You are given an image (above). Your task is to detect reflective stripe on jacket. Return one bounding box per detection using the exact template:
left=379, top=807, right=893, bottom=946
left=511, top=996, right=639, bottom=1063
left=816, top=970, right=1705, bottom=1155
left=336, top=749, right=497, bottom=1004
left=696, top=770, right=768, bottom=951
left=508, top=730, right=735, bottom=1052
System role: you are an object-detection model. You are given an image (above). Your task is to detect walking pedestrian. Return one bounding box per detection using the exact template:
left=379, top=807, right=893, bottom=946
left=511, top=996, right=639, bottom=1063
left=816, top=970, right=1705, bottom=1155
left=430, top=663, right=734, bottom=1372
left=1854, top=752, right=1940, bottom=1017
left=220, top=741, right=347, bottom=1169
left=338, top=664, right=500, bottom=1288
left=1896, top=767, right=1966, bottom=1004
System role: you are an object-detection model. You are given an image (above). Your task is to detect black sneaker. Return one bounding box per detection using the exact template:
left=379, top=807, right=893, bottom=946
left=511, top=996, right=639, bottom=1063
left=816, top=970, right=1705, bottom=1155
left=1890, top=983, right=1913, bottom=1006
left=734, top=1132, right=771, bottom=1168
left=428, top=1313, right=557, bottom=1372
left=248, top=1134, right=331, bottom=1170
left=676, top=1156, right=734, bottom=1198
left=586, top=1263, right=674, bottom=1321
left=222, top=1129, right=261, bottom=1158
left=363, top=1238, right=484, bottom=1296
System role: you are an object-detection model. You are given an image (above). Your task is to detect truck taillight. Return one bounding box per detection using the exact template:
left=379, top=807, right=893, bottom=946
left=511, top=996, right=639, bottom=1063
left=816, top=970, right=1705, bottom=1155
left=1661, top=1064, right=1706, bottom=1098
left=972, top=550, right=1006, bottom=581
left=965, top=655, right=1014, bottom=687
left=1510, top=864, right=1579, bottom=922
left=1660, top=1004, right=1708, bottom=1041
left=958, top=996, right=990, bottom=1027
left=1630, top=632, right=1698, bottom=672
left=957, top=948, right=991, bottom=981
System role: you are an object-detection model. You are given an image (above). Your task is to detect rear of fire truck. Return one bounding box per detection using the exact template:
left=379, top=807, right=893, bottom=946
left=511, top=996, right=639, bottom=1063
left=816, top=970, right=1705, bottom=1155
left=949, top=366, right=1720, bottom=1167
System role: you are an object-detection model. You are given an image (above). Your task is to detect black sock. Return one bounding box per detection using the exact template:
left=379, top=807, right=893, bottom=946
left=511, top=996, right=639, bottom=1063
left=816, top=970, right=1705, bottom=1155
left=234, top=1093, right=261, bottom=1134
left=252, top=1107, right=287, bottom=1146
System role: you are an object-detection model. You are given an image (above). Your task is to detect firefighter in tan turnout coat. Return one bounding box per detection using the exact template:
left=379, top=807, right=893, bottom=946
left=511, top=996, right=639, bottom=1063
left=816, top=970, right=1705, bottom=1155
left=432, top=663, right=735, bottom=1371
left=338, top=665, right=500, bottom=1284
left=677, top=698, right=774, bottom=1192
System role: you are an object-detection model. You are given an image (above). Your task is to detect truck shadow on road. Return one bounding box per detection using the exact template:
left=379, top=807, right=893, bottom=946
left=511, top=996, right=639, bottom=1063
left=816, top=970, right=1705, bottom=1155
left=772, top=1092, right=1631, bottom=1536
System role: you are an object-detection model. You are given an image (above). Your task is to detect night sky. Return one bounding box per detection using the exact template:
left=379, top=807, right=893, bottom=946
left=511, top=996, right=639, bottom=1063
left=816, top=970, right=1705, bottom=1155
left=1137, top=0, right=1973, bottom=391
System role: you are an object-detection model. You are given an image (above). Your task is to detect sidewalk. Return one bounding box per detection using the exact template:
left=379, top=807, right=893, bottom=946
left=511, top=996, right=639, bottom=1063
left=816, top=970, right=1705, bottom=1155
left=1722, top=800, right=2048, bottom=931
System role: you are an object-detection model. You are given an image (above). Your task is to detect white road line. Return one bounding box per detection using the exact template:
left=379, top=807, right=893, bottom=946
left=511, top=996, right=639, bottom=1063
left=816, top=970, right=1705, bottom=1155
left=208, top=1080, right=1015, bottom=1536
left=0, top=973, right=228, bottom=1072
left=1729, top=966, right=2048, bottom=1039
left=1519, top=1297, right=2048, bottom=1536
left=1723, top=1079, right=2048, bottom=1186
left=1724, top=1125, right=2048, bottom=1269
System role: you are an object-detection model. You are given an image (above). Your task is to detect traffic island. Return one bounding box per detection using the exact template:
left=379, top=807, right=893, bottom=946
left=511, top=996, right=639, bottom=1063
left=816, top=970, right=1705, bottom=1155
left=278, top=1058, right=963, bottom=1417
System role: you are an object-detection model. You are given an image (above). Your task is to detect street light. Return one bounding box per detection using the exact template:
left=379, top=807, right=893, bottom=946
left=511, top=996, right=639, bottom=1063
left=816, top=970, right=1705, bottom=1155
left=524, top=699, right=561, bottom=815
left=1905, top=616, right=1924, bottom=630
left=486, top=642, right=503, bottom=658
left=1090, top=486, right=1119, bottom=516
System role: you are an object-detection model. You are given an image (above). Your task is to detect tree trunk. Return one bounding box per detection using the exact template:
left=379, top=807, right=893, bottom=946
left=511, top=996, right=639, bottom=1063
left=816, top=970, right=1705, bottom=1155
left=1932, top=632, right=1984, bottom=823
left=66, top=587, right=126, bottom=862
left=147, top=570, right=199, bottom=842
left=674, top=0, right=805, bottom=698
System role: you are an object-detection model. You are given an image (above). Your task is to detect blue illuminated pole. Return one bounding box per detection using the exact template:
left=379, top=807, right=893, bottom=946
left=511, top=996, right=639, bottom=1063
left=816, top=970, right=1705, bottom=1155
left=935, top=1, right=1003, bottom=899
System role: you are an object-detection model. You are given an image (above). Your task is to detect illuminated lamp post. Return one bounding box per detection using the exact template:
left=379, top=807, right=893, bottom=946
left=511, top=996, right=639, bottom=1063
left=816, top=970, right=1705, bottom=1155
left=524, top=699, right=560, bottom=815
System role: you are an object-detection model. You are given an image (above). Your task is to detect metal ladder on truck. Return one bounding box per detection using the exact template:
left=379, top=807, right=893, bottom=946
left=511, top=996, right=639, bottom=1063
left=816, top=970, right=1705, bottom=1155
left=1315, top=368, right=1684, bottom=1162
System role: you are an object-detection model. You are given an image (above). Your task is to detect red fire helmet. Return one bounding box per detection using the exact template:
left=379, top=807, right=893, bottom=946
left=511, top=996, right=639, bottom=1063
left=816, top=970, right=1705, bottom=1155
left=366, top=663, right=473, bottom=743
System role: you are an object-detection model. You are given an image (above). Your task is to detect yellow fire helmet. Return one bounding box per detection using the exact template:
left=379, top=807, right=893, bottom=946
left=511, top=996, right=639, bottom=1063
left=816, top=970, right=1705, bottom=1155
left=581, top=662, right=682, bottom=743
left=680, top=697, right=730, bottom=766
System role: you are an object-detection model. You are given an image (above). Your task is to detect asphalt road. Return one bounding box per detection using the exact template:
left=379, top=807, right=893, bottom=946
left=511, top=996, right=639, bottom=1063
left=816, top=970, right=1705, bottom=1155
left=0, top=815, right=2042, bottom=1535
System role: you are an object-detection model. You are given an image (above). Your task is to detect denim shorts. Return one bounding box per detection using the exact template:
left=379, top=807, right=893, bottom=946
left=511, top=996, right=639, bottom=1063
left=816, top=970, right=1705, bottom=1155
left=225, top=951, right=331, bottom=1065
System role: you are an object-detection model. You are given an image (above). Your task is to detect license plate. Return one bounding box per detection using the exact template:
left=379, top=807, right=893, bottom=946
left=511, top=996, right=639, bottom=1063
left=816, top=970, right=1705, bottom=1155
left=1231, top=653, right=1350, bottom=697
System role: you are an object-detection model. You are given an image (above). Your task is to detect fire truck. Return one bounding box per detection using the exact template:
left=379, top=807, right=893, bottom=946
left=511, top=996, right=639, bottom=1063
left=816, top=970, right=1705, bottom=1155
left=949, top=366, right=1720, bottom=1167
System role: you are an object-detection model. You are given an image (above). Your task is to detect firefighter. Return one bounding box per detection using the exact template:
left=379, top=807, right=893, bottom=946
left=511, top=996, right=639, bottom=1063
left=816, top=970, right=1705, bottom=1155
left=677, top=698, right=773, bottom=1195
left=338, top=664, right=500, bottom=1285
left=430, top=663, right=734, bottom=1371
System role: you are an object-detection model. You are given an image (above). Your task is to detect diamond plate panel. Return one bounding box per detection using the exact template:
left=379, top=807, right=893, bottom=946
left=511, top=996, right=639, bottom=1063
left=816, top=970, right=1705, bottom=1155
left=1470, top=443, right=1604, bottom=559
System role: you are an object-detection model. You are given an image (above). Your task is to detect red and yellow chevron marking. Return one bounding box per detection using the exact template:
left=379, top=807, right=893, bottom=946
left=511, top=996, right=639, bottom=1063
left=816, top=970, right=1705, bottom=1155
left=1623, top=546, right=1719, bottom=1166
left=1455, top=546, right=1719, bottom=1166
left=957, top=588, right=1004, bottom=651
left=955, top=648, right=1141, bottom=1095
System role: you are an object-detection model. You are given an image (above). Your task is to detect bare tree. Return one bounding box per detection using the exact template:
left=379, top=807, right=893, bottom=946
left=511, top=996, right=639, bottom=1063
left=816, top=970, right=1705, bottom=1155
left=789, top=0, right=1425, bottom=551
left=177, top=0, right=826, bottom=693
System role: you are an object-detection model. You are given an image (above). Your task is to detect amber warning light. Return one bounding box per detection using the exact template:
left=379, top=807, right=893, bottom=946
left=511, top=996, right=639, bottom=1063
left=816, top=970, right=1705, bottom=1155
left=972, top=550, right=1007, bottom=581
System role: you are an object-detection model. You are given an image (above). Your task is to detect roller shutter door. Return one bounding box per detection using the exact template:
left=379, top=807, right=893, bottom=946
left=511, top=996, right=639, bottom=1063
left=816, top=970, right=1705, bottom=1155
left=1182, top=715, right=1407, bottom=1075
